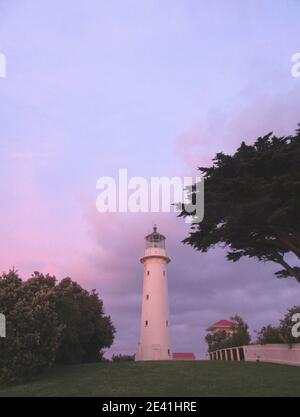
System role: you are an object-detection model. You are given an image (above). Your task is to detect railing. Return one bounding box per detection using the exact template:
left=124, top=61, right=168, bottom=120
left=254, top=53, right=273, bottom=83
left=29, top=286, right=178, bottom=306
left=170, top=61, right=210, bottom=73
left=208, top=343, right=300, bottom=367
left=208, top=346, right=245, bottom=362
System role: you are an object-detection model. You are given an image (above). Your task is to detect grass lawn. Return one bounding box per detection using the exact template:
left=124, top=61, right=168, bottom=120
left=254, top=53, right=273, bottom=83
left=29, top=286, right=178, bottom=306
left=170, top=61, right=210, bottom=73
left=0, top=361, right=299, bottom=397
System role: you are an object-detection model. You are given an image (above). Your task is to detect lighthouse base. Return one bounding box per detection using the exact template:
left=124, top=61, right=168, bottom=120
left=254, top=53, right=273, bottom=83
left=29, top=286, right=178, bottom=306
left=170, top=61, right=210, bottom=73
left=135, top=343, right=172, bottom=361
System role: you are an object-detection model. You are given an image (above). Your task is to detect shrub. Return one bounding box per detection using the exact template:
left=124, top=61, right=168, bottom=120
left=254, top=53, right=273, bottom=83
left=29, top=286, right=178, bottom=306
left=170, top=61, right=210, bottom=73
left=112, top=354, right=135, bottom=362
left=54, top=278, right=115, bottom=364
left=0, top=271, right=115, bottom=383
left=0, top=271, right=62, bottom=383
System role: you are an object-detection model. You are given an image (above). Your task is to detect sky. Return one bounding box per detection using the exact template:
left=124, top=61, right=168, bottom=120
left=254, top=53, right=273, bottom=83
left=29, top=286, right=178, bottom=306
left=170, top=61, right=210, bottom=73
left=0, top=0, right=300, bottom=358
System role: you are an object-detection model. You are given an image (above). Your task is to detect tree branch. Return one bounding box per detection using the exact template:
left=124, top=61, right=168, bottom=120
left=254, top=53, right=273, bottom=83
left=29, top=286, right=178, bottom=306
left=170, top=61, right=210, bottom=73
left=271, top=227, right=300, bottom=259
left=275, top=257, right=300, bottom=283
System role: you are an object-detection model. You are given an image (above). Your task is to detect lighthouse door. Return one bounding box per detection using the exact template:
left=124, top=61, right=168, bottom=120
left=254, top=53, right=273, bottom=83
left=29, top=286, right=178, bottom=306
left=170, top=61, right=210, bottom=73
left=152, top=344, right=162, bottom=360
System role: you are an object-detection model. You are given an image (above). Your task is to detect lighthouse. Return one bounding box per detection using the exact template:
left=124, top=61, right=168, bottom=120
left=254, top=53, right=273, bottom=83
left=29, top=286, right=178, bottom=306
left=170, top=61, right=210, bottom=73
left=136, top=226, right=172, bottom=361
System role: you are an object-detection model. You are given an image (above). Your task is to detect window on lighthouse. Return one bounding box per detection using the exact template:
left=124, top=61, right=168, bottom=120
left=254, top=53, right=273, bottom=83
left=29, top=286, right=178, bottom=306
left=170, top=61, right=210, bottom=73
left=147, top=271, right=150, bottom=276
left=145, top=320, right=148, bottom=327
left=166, top=320, right=169, bottom=327
left=146, top=294, right=149, bottom=300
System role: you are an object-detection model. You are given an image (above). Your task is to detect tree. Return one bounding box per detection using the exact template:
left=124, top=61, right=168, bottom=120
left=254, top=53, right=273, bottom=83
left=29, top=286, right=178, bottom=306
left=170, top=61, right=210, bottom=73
left=0, top=271, right=62, bottom=383
left=229, top=315, right=251, bottom=347
left=256, top=325, right=283, bottom=344
left=112, top=354, right=135, bottom=362
left=205, top=330, right=228, bottom=352
left=179, top=125, right=300, bottom=283
left=54, top=278, right=115, bottom=364
left=0, top=271, right=115, bottom=383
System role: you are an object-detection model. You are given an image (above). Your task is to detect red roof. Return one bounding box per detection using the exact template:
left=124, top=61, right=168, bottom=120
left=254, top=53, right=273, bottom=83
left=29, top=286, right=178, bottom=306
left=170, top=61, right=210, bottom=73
left=207, top=320, right=238, bottom=331
left=173, top=352, right=196, bottom=360
left=214, top=320, right=238, bottom=327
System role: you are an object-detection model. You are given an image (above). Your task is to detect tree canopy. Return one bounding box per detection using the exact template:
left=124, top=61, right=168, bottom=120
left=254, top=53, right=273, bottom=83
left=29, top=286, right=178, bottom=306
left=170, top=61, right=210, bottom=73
left=0, top=270, right=115, bottom=383
left=255, top=325, right=283, bottom=345
left=179, top=125, right=300, bottom=283
left=0, top=270, right=62, bottom=383
left=54, top=277, right=115, bottom=364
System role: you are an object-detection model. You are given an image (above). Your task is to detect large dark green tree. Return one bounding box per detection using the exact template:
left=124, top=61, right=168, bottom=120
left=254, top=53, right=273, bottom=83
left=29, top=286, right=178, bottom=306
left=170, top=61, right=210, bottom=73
left=0, top=271, right=115, bottom=383
left=54, top=277, right=115, bottom=364
left=179, top=125, right=300, bottom=283
left=0, top=271, right=62, bottom=383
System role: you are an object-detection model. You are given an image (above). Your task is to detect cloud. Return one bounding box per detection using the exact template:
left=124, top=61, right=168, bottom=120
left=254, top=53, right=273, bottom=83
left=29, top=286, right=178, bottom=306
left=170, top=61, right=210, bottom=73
left=175, top=89, right=300, bottom=175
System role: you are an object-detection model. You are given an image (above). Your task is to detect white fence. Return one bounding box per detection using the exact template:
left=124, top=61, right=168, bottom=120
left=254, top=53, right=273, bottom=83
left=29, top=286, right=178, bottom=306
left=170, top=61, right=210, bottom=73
left=208, top=343, right=300, bottom=367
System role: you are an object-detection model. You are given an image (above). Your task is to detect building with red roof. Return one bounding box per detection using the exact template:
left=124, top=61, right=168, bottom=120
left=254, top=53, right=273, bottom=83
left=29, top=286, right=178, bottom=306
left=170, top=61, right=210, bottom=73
left=206, top=320, right=239, bottom=335
left=173, top=352, right=196, bottom=360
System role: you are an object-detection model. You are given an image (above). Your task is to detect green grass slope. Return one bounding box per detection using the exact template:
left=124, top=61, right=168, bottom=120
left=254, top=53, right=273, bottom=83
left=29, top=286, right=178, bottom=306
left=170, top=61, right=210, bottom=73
left=0, top=361, right=299, bottom=397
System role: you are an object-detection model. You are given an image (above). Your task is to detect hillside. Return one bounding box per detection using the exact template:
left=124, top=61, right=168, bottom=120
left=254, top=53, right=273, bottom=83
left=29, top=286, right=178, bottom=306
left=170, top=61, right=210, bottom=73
left=0, top=361, right=299, bottom=397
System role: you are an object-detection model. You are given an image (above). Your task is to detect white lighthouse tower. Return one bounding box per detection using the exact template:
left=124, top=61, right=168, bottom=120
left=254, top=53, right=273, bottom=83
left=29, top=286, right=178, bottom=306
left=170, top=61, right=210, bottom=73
left=136, top=226, right=172, bottom=361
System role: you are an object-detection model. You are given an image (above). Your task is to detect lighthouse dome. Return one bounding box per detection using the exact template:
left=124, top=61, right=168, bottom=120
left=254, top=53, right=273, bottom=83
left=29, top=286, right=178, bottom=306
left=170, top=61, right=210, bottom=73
left=145, top=225, right=166, bottom=249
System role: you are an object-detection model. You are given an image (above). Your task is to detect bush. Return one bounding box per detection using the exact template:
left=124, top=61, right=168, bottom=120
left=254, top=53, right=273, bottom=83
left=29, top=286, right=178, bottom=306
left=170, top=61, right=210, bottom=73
left=54, top=278, right=115, bottom=364
left=256, top=325, right=283, bottom=344
left=0, top=270, right=115, bottom=383
left=112, top=354, right=135, bottom=362
left=0, top=271, right=62, bottom=383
